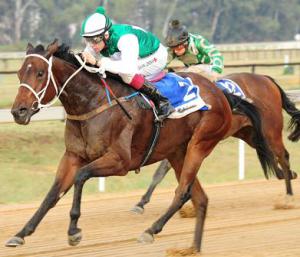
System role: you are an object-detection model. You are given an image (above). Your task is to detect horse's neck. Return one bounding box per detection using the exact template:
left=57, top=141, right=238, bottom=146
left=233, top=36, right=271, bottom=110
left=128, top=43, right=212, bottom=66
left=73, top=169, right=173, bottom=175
left=52, top=59, right=102, bottom=115
left=52, top=59, right=129, bottom=115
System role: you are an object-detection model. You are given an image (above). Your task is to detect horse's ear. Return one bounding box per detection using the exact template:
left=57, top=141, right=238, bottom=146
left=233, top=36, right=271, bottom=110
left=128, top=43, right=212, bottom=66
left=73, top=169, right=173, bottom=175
left=26, top=43, right=34, bottom=54
left=46, top=38, right=59, bottom=57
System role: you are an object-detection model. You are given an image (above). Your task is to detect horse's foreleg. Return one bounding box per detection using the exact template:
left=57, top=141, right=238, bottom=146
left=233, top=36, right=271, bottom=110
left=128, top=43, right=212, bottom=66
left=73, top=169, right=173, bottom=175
left=5, top=151, right=84, bottom=247
left=132, top=159, right=171, bottom=214
left=67, top=152, right=129, bottom=246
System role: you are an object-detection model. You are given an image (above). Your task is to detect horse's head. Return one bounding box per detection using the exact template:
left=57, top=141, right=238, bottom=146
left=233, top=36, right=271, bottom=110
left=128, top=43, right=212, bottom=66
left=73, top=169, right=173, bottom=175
left=11, top=39, right=59, bottom=125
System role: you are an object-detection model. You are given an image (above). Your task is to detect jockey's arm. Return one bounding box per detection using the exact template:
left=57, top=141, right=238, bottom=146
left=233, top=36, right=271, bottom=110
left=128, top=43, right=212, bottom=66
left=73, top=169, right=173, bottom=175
left=101, top=34, right=139, bottom=76
left=194, top=36, right=224, bottom=74
left=164, top=48, right=186, bottom=72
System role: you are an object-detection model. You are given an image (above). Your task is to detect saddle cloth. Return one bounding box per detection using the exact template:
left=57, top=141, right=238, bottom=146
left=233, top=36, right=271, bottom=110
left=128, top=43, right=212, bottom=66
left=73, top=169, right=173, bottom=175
left=153, top=73, right=209, bottom=119
left=215, top=79, right=246, bottom=99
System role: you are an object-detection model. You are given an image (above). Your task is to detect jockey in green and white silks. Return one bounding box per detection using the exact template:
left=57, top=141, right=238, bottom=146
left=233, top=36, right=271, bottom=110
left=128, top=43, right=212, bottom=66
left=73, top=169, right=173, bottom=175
left=165, top=20, right=224, bottom=82
left=80, top=6, right=173, bottom=120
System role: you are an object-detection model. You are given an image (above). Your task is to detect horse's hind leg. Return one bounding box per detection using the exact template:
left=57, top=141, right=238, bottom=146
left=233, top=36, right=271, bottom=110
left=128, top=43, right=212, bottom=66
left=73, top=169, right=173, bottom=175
left=172, top=156, right=208, bottom=252
left=258, top=130, right=296, bottom=195
left=236, top=127, right=295, bottom=196
left=168, top=154, right=208, bottom=255
left=267, top=135, right=297, bottom=183
left=275, top=146, right=296, bottom=195
left=132, top=159, right=171, bottom=214
left=273, top=141, right=297, bottom=195
left=268, top=141, right=297, bottom=208
left=139, top=137, right=220, bottom=252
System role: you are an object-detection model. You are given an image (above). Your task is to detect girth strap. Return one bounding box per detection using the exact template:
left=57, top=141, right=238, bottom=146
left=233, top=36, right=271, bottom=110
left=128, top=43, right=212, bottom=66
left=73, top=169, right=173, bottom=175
left=66, top=92, right=162, bottom=169
left=66, top=97, right=128, bottom=121
left=139, top=120, right=162, bottom=167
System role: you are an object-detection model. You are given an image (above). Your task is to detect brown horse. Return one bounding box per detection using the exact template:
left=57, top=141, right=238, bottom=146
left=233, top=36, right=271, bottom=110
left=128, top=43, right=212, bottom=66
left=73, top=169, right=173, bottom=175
left=6, top=40, right=274, bottom=253
left=133, top=73, right=300, bottom=213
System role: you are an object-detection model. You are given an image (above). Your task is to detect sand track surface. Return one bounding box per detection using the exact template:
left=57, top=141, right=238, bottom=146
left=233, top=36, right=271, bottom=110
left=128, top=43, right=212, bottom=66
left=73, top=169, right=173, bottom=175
left=1, top=179, right=300, bottom=257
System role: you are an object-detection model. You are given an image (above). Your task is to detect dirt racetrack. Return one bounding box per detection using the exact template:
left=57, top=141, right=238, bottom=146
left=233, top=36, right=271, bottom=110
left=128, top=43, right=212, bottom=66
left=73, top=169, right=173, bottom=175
left=1, top=179, right=300, bottom=257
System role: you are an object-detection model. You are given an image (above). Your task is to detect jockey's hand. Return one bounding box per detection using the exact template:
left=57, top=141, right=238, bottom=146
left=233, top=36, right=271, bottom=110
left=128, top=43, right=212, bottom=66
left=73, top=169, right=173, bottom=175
left=81, top=51, right=97, bottom=66
left=210, top=71, right=221, bottom=82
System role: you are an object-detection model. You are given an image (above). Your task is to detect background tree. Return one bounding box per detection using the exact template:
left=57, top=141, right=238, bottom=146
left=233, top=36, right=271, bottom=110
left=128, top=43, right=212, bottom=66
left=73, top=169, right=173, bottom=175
left=0, top=0, right=299, bottom=50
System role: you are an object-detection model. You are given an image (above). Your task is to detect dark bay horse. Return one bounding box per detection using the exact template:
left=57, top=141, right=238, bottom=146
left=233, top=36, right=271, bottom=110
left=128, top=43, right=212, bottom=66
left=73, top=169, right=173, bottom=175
left=7, top=40, right=274, bottom=253
left=133, top=73, right=300, bottom=213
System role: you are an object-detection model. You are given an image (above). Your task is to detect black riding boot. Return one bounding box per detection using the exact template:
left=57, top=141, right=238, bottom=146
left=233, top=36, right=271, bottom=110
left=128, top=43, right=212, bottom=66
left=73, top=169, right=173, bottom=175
left=140, top=81, right=174, bottom=120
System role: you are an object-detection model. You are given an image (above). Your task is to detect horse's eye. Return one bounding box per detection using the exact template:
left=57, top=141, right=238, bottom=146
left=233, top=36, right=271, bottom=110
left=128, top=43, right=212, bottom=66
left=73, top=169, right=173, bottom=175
left=37, top=70, right=44, bottom=77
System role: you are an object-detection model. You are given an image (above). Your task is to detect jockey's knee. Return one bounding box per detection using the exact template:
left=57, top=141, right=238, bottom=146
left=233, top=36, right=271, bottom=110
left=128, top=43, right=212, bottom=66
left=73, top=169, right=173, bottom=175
left=119, top=73, right=134, bottom=84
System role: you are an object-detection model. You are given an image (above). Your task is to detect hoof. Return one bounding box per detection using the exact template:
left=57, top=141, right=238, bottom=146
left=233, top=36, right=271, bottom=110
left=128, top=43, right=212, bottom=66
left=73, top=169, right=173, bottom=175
left=166, top=246, right=198, bottom=256
left=291, top=171, right=297, bottom=180
left=131, top=205, right=144, bottom=214
left=179, top=204, right=196, bottom=218
left=68, top=231, right=82, bottom=246
left=275, top=170, right=298, bottom=180
left=137, top=232, right=154, bottom=244
left=274, top=195, right=296, bottom=210
left=5, top=236, right=25, bottom=247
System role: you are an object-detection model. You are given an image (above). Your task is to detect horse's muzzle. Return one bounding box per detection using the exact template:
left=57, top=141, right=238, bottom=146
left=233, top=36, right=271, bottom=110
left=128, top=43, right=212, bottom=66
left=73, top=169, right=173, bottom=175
left=11, top=106, right=32, bottom=125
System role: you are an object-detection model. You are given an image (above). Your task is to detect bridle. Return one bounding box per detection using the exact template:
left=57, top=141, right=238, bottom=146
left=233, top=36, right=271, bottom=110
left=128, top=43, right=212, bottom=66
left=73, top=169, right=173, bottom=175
left=18, top=52, right=132, bottom=121
left=19, top=54, right=86, bottom=110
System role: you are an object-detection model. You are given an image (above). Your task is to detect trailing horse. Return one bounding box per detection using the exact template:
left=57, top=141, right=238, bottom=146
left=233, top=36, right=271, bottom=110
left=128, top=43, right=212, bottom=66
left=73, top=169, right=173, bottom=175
left=7, top=40, right=275, bottom=253
left=133, top=73, right=300, bottom=213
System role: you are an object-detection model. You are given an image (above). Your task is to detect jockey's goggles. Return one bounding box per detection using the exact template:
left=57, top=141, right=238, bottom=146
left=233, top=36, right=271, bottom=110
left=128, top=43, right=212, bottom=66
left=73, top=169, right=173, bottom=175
left=170, top=41, right=188, bottom=51
left=84, top=35, right=104, bottom=45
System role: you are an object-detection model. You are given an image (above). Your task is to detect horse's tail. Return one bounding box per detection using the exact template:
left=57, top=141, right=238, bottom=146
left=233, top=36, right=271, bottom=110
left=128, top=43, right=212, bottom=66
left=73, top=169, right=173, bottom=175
left=224, top=93, right=276, bottom=179
left=265, top=75, right=300, bottom=142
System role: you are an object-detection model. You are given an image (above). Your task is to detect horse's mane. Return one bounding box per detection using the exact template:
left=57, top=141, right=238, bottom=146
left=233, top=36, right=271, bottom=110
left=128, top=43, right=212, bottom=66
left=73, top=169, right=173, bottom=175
left=53, top=44, right=124, bottom=83
left=28, top=43, right=81, bottom=68
left=53, top=44, right=82, bottom=68
left=29, top=43, right=130, bottom=89
left=30, top=44, right=46, bottom=55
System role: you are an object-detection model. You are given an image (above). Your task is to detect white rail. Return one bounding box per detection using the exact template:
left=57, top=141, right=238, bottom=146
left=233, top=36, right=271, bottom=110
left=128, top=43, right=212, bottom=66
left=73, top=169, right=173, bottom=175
left=2, top=90, right=299, bottom=123
left=1, top=91, right=300, bottom=189
left=0, top=106, right=65, bottom=123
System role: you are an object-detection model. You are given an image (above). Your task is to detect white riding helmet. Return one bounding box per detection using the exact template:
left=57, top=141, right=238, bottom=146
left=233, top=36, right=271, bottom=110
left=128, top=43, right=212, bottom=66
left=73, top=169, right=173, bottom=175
left=80, top=6, right=112, bottom=37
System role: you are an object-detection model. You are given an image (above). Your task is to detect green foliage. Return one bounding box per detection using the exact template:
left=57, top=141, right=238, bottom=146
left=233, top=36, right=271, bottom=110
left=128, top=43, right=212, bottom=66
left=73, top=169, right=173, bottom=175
left=283, top=66, right=295, bottom=75
left=0, top=0, right=300, bottom=49
left=33, top=0, right=99, bottom=46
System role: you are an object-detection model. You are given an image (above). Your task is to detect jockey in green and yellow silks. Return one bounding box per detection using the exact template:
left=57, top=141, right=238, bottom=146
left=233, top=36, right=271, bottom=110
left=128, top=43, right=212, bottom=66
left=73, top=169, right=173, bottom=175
left=165, top=20, right=224, bottom=82
left=80, top=6, right=173, bottom=119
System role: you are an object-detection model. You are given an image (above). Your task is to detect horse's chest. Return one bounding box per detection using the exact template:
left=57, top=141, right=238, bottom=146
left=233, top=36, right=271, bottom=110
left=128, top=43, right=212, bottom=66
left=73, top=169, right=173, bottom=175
left=82, top=125, right=111, bottom=160
left=65, top=121, right=108, bottom=161
left=85, top=139, right=106, bottom=160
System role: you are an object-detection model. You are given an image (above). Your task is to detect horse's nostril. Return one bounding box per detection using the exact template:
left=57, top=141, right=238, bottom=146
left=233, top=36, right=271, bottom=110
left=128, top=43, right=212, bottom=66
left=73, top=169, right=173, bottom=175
left=11, top=107, right=28, bottom=118
left=19, top=107, right=28, bottom=116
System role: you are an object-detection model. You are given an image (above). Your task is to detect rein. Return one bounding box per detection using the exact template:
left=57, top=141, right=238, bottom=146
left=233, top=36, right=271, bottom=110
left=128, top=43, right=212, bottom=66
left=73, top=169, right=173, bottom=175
left=20, top=50, right=161, bottom=168
left=20, top=53, right=134, bottom=121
